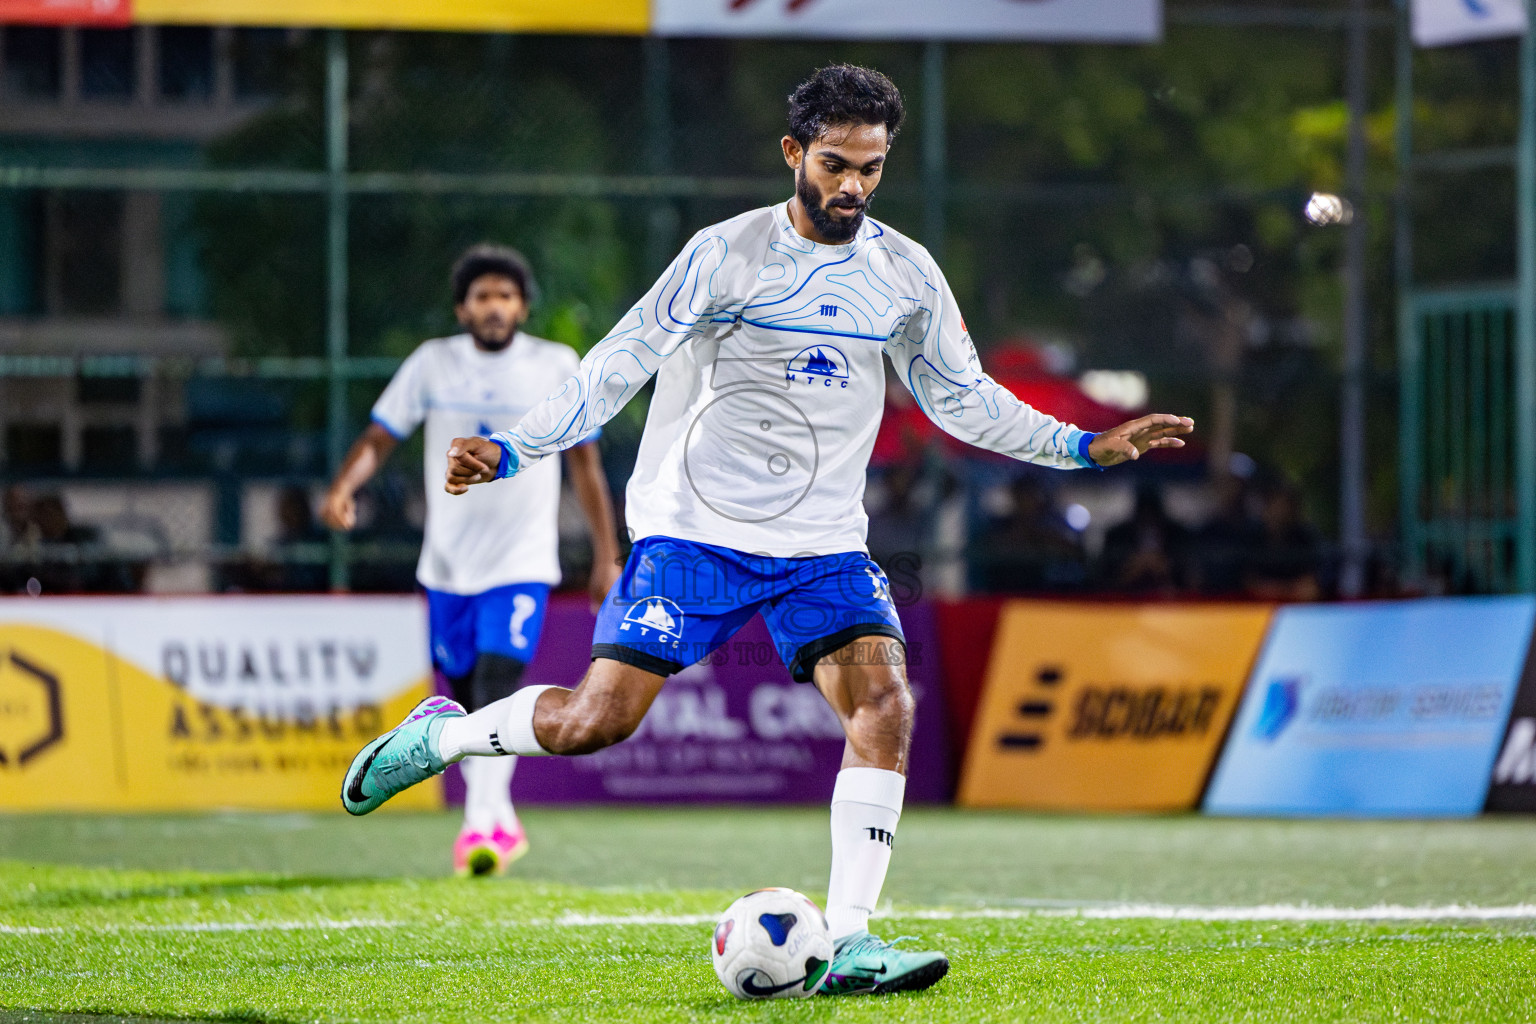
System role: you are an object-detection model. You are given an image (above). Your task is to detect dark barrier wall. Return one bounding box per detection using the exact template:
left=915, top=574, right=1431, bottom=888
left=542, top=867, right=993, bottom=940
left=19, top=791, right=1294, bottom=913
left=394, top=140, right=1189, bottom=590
left=1486, top=636, right=1536, bottom=812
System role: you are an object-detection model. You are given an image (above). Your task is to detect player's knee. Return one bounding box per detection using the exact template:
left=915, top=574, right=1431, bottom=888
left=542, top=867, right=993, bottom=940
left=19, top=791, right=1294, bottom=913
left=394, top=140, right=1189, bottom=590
left=854, top=670, right=915, bottom=731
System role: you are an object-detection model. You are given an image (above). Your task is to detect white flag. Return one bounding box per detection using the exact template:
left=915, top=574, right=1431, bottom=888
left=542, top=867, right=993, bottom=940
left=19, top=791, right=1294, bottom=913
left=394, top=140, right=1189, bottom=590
left=1413, top=0, right=1527, bottom=47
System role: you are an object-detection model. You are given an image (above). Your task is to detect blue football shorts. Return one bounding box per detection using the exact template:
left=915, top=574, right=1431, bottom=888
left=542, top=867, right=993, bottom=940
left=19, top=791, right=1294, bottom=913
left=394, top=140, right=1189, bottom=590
left=591, top=535, right=904, bottom=683
left=424, top=582, right=551, bottom=681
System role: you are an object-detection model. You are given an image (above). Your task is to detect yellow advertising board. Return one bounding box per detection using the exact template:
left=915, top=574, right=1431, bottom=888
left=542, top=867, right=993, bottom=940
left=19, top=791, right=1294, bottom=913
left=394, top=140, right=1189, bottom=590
left=958, top=601, right=1273, bottom=812
left=0, top=597, right=439, bottom=812
left=133, top=0, right=647, bottom=33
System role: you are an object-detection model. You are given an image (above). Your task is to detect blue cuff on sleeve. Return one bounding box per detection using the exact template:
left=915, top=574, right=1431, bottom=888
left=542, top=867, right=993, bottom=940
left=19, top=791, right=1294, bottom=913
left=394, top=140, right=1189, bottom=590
left=1076, top=431, right=1104, bottom=471
left=370, top=413, right=408, bottom=441
left=490, top=436, right=520, bottom=479
left=575, top=426, right=603, bottom=446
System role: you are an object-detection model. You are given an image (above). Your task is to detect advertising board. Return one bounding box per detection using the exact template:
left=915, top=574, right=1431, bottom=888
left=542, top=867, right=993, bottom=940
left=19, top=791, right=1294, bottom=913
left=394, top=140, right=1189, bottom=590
left=0, top=596, right=438, bottom=811
left=1204, top=598, right=1534, bottom=817
left=478, top=596, right=953, bottom=804
left=957, top=601, right=1271, bottom=811
left=653, top=0, right=1161, bottom=41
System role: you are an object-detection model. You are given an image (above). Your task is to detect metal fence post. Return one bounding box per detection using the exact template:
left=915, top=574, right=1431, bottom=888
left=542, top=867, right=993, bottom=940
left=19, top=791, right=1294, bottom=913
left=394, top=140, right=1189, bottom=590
left=1339, top=0, right=1370, bottom=598
left=326, top=29, right=350, bottom=591
left=1518, top=0, right=1536, bottom=591
left=643, top=36, right=678, bottom=279
left=1395, top=0, right=1422, bottom=586
left=922, top=41, right=946, bottom=262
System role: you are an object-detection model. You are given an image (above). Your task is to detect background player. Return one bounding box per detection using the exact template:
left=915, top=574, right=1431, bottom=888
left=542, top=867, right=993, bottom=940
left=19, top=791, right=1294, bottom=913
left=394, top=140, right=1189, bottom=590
left=344, top=68, right=1191, bottom=992
left=324, top=244, right=620, bottom=876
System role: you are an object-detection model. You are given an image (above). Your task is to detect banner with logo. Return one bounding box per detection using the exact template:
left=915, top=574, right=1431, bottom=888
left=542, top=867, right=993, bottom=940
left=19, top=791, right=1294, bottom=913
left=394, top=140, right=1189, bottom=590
left=956, top=602, right=1271, bottom=812
left=0, top=0, right=130, bottom=25
left=0, top=596, right=438, bottom=811
left=1413, top=0, right=1527, bottom=47
left=456, top=596, right=953, bottom=804
left=653, top=0, right=1162, bottom=41
left=1205, top=598, right=1534, bottom=818
left=2, top=0, right=1157, bottom=36
left=135, top=0, right=646, bottom=32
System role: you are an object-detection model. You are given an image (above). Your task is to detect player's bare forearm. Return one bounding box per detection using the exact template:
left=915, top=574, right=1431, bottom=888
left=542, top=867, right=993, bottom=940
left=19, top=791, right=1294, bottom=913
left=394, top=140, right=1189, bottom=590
left=322, top=423, right=399, bottom=530
left=445, top=436, right=504, bottom=494
left=564, top=442, right=623, bottom=607
left=1087, top=414, right=1195, bottom=468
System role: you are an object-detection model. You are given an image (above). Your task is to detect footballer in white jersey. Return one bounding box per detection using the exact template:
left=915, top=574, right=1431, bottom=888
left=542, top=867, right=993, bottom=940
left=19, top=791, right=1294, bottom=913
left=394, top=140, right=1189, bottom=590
left=324, top=245, right=620, bottom=877
left=343, top=67, right=1192, bottom=994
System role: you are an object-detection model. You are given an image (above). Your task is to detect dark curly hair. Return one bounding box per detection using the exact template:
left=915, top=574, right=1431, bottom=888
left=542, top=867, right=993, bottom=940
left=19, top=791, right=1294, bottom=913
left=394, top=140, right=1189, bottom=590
left=451, top=243, right=538, bottom=307
left=787, top=64, right=905, bottom=149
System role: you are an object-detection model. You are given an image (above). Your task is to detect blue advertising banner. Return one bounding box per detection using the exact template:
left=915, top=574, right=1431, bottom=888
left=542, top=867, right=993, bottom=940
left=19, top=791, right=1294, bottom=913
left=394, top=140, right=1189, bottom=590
left=1204, top=597, right=1536, bottom=817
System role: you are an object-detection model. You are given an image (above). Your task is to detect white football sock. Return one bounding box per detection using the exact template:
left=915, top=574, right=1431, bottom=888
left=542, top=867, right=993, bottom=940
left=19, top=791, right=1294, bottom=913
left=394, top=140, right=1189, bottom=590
left=825, top=767, right=905, bottom=941
left=436, top=685, right=555, bottom=762
left=461, top=753, right=517, bottom=835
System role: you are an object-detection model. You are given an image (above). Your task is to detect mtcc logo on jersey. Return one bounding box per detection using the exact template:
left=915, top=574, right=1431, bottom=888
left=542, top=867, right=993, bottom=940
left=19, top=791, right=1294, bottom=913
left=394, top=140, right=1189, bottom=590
left=621, top=597, right=686, bottom=644
left=786, top=345, right=850, bottom=388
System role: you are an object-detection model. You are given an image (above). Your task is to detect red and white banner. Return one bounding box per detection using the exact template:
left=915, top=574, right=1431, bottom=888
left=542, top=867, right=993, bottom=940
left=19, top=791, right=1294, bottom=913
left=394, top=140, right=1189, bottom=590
left=0, top=0, right=131, bottom=25
left=653, top=0, right=1161, bottom=42
left=1413, top=0, right=1527, bottom=47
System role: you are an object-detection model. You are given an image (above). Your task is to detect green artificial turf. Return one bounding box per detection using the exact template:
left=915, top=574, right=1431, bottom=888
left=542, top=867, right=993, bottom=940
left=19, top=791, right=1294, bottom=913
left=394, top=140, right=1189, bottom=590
left=1, top=809, right=1535, bottom=1023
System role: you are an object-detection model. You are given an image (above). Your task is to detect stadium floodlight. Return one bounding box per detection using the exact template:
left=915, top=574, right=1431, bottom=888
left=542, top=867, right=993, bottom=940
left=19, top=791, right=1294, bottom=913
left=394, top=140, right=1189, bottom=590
left=1304, top=191, right=1354, bottom=226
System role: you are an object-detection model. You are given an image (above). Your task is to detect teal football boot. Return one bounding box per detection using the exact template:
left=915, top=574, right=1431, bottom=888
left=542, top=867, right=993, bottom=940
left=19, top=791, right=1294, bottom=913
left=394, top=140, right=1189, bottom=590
left=818, top=930, right=949, bottom=997
left=341, top=696, right=464, bottom=815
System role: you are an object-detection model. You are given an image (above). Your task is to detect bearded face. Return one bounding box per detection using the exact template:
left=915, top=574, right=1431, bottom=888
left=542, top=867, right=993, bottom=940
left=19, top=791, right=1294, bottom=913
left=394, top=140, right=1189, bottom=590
left=796, top=160, right=869, bottom=244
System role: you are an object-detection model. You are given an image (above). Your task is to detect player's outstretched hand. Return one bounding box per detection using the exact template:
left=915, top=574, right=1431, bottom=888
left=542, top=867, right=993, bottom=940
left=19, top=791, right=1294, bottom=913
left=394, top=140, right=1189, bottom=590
left=445, top=436, right=504, bottom=494
left=1087, top=414, right=1195, bottom=468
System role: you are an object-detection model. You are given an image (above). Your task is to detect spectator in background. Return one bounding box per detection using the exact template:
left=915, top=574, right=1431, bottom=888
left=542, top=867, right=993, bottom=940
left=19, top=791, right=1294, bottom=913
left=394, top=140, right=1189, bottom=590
left=29, top=493, right=104, bottom=594
left=270, top=485, right=330, bottom=592
left=1192, top=472, right=1264, bottom=597
left=1, top=486, right=36, bottom=593
left=973, top=474, right=1087, bottom=593
left=221, top=485, right=329, bottom=593
left=347, top=476, right=422, bottom=593
left=1099, top=484, right=1189, bottom=596
left=1244, top=481, right=1325, bottom=601
left=3, top=486, right=34, bottom=547
left=865, top=461, right=928, bottom=572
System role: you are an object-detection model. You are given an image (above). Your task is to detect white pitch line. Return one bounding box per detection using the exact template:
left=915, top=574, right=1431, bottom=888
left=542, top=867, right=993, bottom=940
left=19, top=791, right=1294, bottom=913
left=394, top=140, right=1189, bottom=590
left=5, top=904, right=1536, bottom=936
left=0, top=918, right=398, bottom=936
left=891, top=904, right=1536, bottom=923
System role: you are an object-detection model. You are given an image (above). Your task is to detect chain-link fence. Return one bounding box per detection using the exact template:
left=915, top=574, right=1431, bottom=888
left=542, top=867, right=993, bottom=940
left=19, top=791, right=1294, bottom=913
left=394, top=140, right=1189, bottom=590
left=1, top=7, right=1462, bottom=601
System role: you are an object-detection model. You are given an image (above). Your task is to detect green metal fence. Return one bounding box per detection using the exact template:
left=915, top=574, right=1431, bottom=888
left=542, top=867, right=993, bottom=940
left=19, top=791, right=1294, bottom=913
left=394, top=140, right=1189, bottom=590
left=1400, top=286, right=1525, bottom=592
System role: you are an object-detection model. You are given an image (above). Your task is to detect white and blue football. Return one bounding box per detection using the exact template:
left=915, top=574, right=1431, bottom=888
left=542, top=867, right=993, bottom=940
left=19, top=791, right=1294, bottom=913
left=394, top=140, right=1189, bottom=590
left=710, top=887, right=833, bottom=1000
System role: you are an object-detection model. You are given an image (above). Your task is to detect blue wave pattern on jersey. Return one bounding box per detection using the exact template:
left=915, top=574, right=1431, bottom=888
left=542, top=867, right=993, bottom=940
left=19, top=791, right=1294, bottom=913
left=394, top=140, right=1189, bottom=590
left=495, top=232, right=730, bottom=469
left=492, top=206, right=1094, bottom=479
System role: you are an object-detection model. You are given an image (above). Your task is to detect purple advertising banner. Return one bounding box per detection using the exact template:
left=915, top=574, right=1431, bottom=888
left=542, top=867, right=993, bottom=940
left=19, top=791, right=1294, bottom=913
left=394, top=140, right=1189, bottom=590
left=443, top=596, right=953, bottom=804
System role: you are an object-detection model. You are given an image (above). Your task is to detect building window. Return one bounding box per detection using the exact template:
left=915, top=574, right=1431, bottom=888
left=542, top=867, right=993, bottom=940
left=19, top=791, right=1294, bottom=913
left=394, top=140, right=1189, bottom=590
left=159, top=26, right=214, bottom=101
left=3, top=27, right=62, bottom=100
left=6, top=424, right=62, bottom=469
left=45, top=191, right=124, bottom=316
left=233, top=28, right=291, bottom=101
left=80, top=28, right=135, bottom=101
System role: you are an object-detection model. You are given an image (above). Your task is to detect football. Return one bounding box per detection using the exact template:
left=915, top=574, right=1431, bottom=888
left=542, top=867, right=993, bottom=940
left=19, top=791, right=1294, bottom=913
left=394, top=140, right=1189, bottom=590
left=710, top=888, right=834, bottom=1000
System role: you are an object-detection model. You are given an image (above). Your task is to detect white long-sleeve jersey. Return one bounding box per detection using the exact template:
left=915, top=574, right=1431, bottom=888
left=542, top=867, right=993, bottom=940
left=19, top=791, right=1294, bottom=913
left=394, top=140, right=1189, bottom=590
left=491, top=201, right=1099, bottom=558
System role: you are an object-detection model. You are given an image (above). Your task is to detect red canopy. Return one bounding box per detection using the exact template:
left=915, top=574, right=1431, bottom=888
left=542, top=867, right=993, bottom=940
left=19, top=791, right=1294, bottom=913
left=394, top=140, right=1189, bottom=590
left=871, top=342, right=1142, bottom=466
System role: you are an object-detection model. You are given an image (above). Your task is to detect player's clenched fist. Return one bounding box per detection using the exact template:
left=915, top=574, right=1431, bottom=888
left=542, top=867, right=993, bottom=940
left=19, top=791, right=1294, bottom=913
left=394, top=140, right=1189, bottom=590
left=444, top=436, right=505, bottom=494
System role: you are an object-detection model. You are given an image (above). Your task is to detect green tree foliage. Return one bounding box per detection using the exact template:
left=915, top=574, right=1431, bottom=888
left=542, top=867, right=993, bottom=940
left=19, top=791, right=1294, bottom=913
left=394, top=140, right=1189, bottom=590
left=197, top=32, right=643, bottom=363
